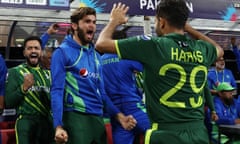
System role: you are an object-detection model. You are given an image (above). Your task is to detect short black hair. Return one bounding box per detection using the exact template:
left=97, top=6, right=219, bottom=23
left=156, top=0, right=189, bottom=29
left=23, top=36, right=42, bottom=49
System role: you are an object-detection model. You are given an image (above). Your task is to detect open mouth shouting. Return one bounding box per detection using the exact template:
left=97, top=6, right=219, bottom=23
left=28, top=53, right=40, bottom=66
left=86, top=30, right=94, bottom=41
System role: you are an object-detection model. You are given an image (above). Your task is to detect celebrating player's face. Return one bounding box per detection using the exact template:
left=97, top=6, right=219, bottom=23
left=77, top=15, right=96, bottom=45
left=23, top=40, right=42, bottom=67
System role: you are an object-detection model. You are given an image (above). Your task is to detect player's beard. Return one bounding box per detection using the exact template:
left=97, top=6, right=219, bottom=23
left=216, top=62, right=225, bottom=70
left=156, top=28, right=163, bottom=36
left=26, top=55, right=40, bottom=67
left=223, top=97, right=234, bottom=106
left=155, top=22, right=163, bottom=36
left=77, top=27, right=93, bottom=45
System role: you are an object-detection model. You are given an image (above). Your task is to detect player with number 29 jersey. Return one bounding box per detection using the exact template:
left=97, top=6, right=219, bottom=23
left=95, top=1, right=223, bottom=143
left=116, top=33, right=217, bottom=124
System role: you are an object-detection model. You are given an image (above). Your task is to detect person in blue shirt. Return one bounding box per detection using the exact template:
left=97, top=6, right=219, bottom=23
left=40, top=23, right=59, bottom=70
left=101, top=30, right=150, bottom=144
left=214, top=82, right=240, bottom=143
left=40, top=23, right=59, bottom=49
left=230, top=37, right=240, bottom=73
left=207, top=56, right=237, bottom=143
left=50, top=7, right=136, bottom=144
left=0, top=55, right=7, bottom=144
left=0, top=54, right=7, bottom=113
left=208, top=57, right=237, bottom=96
left=214, top=82, right=240, bottom=125
left=0, top=54, right=7, bottom=144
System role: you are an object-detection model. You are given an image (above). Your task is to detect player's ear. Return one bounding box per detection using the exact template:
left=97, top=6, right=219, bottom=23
left=23, top=49, right=26, bottom=57
left=159, top=17, right=165, bottom=29
left=71, top=23, right=78, bottom=31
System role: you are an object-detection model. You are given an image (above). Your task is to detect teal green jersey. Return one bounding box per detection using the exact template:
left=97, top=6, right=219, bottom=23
left=5, top=63, right=51, bottom=117
left=116, top=33, right=217, bottom=124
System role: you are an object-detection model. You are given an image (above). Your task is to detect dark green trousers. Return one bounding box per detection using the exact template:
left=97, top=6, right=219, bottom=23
left=63, top=111, right=107, bottom=144
left=15, top=114, right=55, bottom=144
left=145, top=121, right=209, bottom=144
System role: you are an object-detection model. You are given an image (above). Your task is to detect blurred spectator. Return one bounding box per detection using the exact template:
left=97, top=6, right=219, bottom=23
left=208, top=57, right=237, bottom=96
left=0, top=54, right=7, bottom=113
left=230, top=37, right=240, bottom=73
left=214, top=82, right=240, bottom=143
left=40, top=23, right=59, bottom=70
left=214, top=82, right=240, bottom=125
left=40, top=47, right=54, bottom=70
left=40, top=23, right=59, bottom=48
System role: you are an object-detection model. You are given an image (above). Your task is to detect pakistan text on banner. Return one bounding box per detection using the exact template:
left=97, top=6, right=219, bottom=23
left=0, top=0, right=69, bottom=10
left=77, top=0, right=239, bottom=21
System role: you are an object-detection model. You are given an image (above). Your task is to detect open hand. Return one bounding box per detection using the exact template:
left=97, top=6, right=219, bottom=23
left=110, top=3, right=129, bottom=26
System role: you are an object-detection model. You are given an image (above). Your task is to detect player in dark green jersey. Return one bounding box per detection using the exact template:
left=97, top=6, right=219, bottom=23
left=5, top=36, right=54, bottom=144
left=95, top=0, right=224, bottom=144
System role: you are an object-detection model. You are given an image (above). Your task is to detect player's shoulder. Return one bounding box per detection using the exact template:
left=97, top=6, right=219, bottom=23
left=208, top=68, right=216, bottom=73
left=126, top=34, right=153, bottom=42
left=224, top=68, right=234, bottom=73
left=7, top=64, right=24, bottom=75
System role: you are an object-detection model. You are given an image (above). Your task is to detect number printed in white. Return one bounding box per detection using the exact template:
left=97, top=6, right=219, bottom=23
left=159, top=64, right=206, bottom=108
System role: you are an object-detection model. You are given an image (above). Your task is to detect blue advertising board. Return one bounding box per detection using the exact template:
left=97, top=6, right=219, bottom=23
left=77, top=0, right=240, bottom=21
left=0, top=0, right=69, bottom=10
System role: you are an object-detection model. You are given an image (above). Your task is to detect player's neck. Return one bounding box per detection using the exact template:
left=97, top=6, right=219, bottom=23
left=164, top=26, right=184, bottom=35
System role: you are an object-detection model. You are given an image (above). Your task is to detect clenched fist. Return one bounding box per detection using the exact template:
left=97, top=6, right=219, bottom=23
left=22, top=73, right=34, bottom=92
left=55, top=126, right=68, bottom=144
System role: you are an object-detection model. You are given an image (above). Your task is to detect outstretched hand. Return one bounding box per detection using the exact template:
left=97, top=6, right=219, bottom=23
left=110, top=3, right=129, bottom=26
left=117, top=113, right=137, bottom=130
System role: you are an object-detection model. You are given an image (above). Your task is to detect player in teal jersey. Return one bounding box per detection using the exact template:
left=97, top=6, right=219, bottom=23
left=5, top=36, right=54, bottom=144
left=96, top=0, right=224, bottom=144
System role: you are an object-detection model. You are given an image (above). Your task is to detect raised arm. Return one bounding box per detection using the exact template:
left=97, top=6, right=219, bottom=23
left=96, top=3, right=129, bottom=53
left=184, top=24, right=224, bottom=59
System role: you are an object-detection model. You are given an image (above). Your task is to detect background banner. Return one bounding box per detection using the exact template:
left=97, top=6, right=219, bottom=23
left=0, top=0, right=69, bottom=10
left=76, top=0, right=240, bottom=21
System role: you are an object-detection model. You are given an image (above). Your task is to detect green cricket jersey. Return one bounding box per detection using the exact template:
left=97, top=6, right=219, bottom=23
left=5, top=63, right=51, bottom=117
left=116, top=33, right=217, bottom=124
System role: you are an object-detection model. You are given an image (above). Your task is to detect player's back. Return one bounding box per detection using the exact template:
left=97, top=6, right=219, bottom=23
left=143, top=33, right=217, bottom=123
